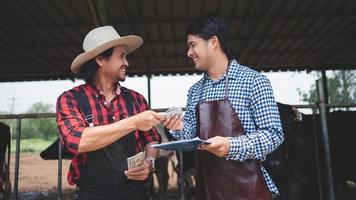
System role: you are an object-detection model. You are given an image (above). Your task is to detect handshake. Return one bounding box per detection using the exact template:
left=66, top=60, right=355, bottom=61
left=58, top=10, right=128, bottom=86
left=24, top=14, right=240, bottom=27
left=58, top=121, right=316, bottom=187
left=132, top=106, right=183, bottom=132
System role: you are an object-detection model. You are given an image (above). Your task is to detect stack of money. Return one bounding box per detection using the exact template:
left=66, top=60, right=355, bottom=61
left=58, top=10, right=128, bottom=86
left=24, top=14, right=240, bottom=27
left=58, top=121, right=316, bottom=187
left=127, top=151, right=145, bottom=169
left=164, top=106, right=183, bottom=118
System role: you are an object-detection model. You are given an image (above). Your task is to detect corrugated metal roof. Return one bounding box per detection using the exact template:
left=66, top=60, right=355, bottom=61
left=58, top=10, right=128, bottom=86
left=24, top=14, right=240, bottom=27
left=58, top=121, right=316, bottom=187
left=0, top=0, right=355, bottom=82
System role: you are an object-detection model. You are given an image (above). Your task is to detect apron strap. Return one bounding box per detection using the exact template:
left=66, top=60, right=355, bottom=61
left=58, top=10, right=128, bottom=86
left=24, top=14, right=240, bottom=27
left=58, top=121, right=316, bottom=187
left=72, top=90, right=94, bottom=126
left=71, top=89, right=119, bottom=169
left=224, top=63, right=229, bottom=99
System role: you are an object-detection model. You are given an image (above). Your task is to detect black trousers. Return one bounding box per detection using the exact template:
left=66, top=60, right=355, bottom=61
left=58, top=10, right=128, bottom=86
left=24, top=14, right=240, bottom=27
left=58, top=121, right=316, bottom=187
left=75, top=177, right=149, bottom=200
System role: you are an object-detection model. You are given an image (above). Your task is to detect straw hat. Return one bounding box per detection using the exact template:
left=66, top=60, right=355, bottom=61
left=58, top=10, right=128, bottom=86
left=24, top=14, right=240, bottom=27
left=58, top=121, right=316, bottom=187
left=71, top=26, right=143, bottom=73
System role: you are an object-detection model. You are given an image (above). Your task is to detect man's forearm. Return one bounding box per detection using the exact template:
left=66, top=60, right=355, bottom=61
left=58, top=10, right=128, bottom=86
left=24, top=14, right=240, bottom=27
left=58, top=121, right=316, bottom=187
left=78, top=117, right=136, bottom=153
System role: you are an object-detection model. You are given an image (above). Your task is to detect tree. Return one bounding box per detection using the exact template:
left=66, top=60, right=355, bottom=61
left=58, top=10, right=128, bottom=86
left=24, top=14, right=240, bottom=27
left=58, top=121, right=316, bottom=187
left=0, top=102, right=58, bottom=141
left=27, top=102, right=54, bottom=113
left=21, top=102, right=58, bottom=140
left=298, top=70, right=356, bottom=105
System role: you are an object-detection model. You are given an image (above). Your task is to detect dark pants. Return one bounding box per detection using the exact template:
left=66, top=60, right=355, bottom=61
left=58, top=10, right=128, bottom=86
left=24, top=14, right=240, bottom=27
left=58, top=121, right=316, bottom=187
left=75, top=180, right=149, bottom=200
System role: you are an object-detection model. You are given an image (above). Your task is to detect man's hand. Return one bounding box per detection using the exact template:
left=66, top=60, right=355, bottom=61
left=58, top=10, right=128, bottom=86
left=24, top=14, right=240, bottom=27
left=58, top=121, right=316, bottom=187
left=133, top=110, right=164, bottom=131
left=198, top=136, right=230, bottom=157
left=124, top=160, right=150, bottom=181
left=162, top=114, right=183, bottom=131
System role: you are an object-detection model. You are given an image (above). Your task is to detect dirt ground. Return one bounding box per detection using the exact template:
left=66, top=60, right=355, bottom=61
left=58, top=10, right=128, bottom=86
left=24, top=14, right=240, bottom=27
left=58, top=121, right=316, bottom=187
left=9, top=154, right=75, bottom=199
left=8, top=154, right=188, bottom=200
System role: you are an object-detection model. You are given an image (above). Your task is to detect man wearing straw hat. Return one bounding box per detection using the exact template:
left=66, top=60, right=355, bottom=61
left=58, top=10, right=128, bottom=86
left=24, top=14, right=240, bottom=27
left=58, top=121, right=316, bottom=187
left=56, top=26, right=163, bottom=199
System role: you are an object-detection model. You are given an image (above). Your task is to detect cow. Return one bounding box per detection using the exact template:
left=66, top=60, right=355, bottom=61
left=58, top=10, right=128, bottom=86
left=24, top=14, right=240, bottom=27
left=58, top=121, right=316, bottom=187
left=0, top=122, right=11, bottom=199
left=263, top=104, right=319, bottom=200
left=40, top=138, right=73, bottom=160
left=318, top=111, right=356, bottom=199
left=147, top=124, right=175, bottom=199
left=265, top=107, right=356, bottom=200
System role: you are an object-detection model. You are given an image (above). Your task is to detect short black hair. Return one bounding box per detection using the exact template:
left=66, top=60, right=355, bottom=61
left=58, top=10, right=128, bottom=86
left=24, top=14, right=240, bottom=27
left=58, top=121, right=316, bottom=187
left=187, top=16, right=229, bottom=56
left=76, top=48, right=114, bottom=83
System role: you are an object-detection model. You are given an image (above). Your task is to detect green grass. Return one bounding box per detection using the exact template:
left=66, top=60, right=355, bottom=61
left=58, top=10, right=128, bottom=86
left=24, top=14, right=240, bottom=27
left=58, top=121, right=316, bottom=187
left=10, top=138, right=54, bottom=154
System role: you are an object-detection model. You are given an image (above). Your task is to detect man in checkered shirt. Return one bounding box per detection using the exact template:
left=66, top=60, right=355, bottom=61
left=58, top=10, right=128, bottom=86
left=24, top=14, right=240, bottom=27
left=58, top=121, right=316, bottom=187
left=165, top=16, right=284, bottom=199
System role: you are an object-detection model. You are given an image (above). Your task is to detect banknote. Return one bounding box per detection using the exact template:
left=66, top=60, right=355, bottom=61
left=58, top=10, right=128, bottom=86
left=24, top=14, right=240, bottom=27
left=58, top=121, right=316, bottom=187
left=164, top=106, right=183, bottom=118
left=127, top=151, right=145, bottom=169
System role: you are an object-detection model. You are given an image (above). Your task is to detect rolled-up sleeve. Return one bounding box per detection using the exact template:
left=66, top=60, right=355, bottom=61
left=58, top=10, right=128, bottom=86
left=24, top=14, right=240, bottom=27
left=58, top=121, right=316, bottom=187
left=56, top=92, right=86, bottom=155
left=226, top=75, right=284, bottom=161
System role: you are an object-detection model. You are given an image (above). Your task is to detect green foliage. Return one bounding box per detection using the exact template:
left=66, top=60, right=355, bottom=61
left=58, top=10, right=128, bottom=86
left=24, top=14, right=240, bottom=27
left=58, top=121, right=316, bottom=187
left=22, top=102, right=58, bottom=140
left=299, top=70, right=356, bottom=104
left=27, top=102, right=54, bottom=113
left=0, top=102, right=58, bottom=141
left=21, top=118, right=58, bottom=140
left=10, top=138, right=53, bottom=153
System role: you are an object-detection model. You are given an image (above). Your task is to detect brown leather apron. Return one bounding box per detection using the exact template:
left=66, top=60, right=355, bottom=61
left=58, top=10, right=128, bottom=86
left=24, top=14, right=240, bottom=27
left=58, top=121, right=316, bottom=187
left=195, top=67, right=271, bottom=200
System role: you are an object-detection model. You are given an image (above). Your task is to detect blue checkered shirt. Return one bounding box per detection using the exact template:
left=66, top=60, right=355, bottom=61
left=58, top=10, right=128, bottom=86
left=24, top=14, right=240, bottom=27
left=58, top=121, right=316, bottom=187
left=172, top=59, right=284, bottom=195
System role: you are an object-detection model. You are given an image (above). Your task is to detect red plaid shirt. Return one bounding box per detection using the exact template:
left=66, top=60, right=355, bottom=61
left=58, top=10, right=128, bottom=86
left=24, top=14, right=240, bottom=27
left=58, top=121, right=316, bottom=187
left=56, top=83, right=160, bottom=185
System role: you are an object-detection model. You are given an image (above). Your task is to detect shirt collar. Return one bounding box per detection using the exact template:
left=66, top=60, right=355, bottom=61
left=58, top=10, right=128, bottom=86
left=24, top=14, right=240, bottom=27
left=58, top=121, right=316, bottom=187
left=87, top=82, right=121, bottom=96
left=203, top=59, right=240, bottom=83
left=227, top=59, right=240, bottom=80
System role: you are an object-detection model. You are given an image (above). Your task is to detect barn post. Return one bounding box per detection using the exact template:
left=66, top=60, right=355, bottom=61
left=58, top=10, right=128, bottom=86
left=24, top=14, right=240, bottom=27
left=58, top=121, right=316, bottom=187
left=14, top=117, right=22, bottom=200
left=178, top=151, right=185, bottom=200
left=316, top=79, right=336, bottom=200
left=311, top=108, right=323, bottom=200
left=58, top=139, right=63, bottom=200
left=147, top=75, right=152, bottom=106
left=321, top=70, right=329, bottom=105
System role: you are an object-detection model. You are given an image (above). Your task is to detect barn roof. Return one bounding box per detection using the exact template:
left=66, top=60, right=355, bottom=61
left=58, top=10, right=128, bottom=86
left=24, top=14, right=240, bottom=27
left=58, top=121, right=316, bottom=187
left=1, top=0, right=355, bottom=82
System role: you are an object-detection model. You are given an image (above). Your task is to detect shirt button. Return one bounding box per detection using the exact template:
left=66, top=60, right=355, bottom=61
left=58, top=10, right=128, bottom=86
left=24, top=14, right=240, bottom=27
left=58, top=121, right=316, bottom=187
left=96, top=95, right=99, bottom=98
left=104, top=101, right=107, bottom=105
left=112, top=116, right=115, bottom=120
